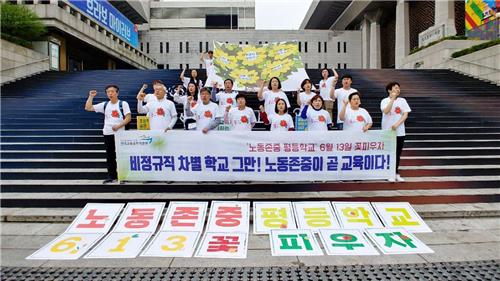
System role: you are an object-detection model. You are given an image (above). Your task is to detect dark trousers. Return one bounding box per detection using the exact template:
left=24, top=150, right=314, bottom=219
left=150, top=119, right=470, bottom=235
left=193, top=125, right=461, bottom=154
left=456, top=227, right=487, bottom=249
left=104, top=135, right=117, bottom=180
left=396, top=136, right=406, bottom=174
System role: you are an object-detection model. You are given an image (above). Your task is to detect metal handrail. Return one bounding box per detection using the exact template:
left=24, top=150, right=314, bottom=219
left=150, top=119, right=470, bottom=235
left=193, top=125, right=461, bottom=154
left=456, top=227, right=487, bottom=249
left=2, top=57, right=50, bottom=72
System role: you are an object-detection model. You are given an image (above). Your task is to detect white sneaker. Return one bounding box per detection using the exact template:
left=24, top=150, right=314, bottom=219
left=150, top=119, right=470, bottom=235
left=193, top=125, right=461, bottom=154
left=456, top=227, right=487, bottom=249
left=396, top=174, right=405, bottom=182
left=388, top=177, right=396, bottom=183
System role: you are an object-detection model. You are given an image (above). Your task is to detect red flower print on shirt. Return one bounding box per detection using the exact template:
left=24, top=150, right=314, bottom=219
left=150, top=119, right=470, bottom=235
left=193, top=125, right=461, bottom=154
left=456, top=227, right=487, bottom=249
left=190, top=101, right=197, bottom=108
left=395, top=107, right=402, bottom=114
left=226, top=98, right=233, bottom=104
left=321, top=82, right=326, bottom=88
left=318, top=115, right=326, bottom=122
left=111, top=110, right=119, bottom=118
left=204, top=111, right=212, bottom=118
left=157, top=108, right=165, bottom=116
left=280, top=120, right=288, bottom=127
left=356, top=115, right=364, bottom=122
left=240, top=116, right=248, bottom=123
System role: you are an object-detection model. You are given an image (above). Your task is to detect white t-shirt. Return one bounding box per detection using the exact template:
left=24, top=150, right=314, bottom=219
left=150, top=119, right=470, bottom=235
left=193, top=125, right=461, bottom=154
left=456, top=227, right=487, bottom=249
left=141, top=98, right=177, bottom=131
left=204, top=58, right=215, bottom=77
left=143, top=93, right=157, bottom=104
left=227, top=107, right=256, bottom=131
left=318, top=77, right=335, bottom=101
left=334, top=87, right=357, bottom=123
left=269, top=113, right=294, bottom=131
left=304, top=107, right=332, bottom=131
left=192, top=101, right=219, bottom=131
left=380, top=97, right=412, bottom=136
left=182, top=77, right=203, bottom=89
left=298, top=91, right=316, bottom=111
left=259, top=90, right=290, bottom=117
left=215, top=90, right=238, bottom=116
left=93, top=100, right=131, bottom=135
left=174, top=93, right=197, bottom=121
left=343, top=107, right=373, bottom=132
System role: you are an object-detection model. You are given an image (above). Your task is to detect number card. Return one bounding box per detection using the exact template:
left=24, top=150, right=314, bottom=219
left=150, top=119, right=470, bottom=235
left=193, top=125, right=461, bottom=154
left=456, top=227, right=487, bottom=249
left=206, top=201, right=250, bottom=233
left=160, top=201, right=208, bottom=232
left=65, top=203, right=125, bottom=234
left=111, top=202, right=165, bottom=233
left=85, top=232, right=153, bottom=259
left=26, top=233, right=104, bottom=260
left=318, top=229, right=379, bottom=256
left=371, top=202, right=432, bottom=233
left=141, top=231, right=201, bottom=257
left=27, top=203, right=124, bottom=260
left=365, top=228, right=434, bottom=255
left=253, top=202, right=297, bottom=235
left=85, top=202, right=165, bottom=259
left=270, top=229, right=323, bottom=256
left=195, top=232, right=248, bottom=259
left=293, top=201, right=340, bottom=232
left=332, top=202, right=384, bottom=230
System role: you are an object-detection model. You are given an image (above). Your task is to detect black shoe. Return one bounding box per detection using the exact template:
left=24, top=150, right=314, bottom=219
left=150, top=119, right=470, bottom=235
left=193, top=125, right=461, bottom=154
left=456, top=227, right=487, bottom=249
left=103, top=178, right=118, bottom=184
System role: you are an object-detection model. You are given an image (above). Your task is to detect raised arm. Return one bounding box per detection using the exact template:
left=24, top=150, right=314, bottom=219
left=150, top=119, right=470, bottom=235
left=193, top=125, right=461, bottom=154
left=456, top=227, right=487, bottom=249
left=339, top=99, right=348, bottom=121
left=137, top=94, right=148, bottom=114
left=85, top=90, right=97, bottom=111
left=200, top=52, right=205, bottom=63
left=180, top=67, right=186, bottom=81
left=136, top=84, right=147, bottom=101
left=382, top=92, right=397, bottom=114
left=257, top=79, right=265, bottom=101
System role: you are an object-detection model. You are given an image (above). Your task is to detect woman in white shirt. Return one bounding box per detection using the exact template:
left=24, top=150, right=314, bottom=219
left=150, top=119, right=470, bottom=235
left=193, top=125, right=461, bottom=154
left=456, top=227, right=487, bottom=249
left=180, top=67, right=203, bottom=89
left=381, top=81, right=411, bottom=182
left=339, top=92, right=372, bottom=132
left=173, top=82, right=199, bottom=130
left=259, top=99, right=295, bottom=131
left=300, top=95, right=333, bottom=131
left=296, top=78, right=317, bottom=112
left=257, top=77, right=291, bottom=117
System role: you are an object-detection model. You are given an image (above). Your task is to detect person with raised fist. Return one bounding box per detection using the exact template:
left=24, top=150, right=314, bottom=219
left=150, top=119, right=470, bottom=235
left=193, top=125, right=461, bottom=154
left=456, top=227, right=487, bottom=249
left=137, top=82, right=178, bottom=132
left=381, top=81, right=411, bottom=182
left=84, top=85, right=131, bottom=184
left=257, top=77, right=290, bottom=117
left=192, top=87, right=221, bottom=134
left=339, top=92, right=372, bottom=133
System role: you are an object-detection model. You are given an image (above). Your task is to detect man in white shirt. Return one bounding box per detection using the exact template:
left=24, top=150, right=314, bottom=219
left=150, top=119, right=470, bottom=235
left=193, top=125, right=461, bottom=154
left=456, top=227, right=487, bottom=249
left=137, top=83, right=178, bottom=131
left=381, top=81, right=411, bottom=182
left=192, top=87, right=221, bottom=133
left=211, top=78, right=238, bottom=116
left=225, top=94, right=256, bottom=131
left=330, top=74, right=357, bottom=130
left=136, top=80, right=163, bottom=104
left=85, top=85, right=131, bottom=184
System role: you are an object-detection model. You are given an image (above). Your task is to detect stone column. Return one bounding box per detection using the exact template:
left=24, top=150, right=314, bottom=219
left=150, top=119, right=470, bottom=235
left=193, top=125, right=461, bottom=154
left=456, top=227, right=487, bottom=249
left=366, top=9, right=383, bottom=69
left=435, top=0, right=457, bottom=36
left=395, top=0, right=410, bottom=69
left=361, top=18, right=370, bottom=69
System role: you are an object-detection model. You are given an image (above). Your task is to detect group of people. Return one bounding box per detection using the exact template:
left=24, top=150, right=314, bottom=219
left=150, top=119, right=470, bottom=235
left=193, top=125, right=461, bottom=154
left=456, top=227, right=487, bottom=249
left=85, top=58, right=411, bottom=184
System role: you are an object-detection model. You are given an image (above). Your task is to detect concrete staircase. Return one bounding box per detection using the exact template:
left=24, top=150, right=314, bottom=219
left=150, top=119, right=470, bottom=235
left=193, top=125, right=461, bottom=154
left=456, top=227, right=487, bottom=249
left=1, top=69, right=499, bottom=207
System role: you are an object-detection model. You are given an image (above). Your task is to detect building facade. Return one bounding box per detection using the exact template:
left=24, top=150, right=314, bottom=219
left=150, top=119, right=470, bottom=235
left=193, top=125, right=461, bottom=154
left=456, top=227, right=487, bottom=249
left=139, top=0, right=361, bottom=70
left=12, top=0, right=156, bottom=71
left=301, top=0, right=466, bottom=69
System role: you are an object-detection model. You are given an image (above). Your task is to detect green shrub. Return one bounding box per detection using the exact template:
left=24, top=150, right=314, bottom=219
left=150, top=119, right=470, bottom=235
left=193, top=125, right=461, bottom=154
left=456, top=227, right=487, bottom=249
left=409, top=35, right=469, bottom=55
left=1, top=2, right=46, bottom=47
left=451, top=39, right=500, bottom=58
